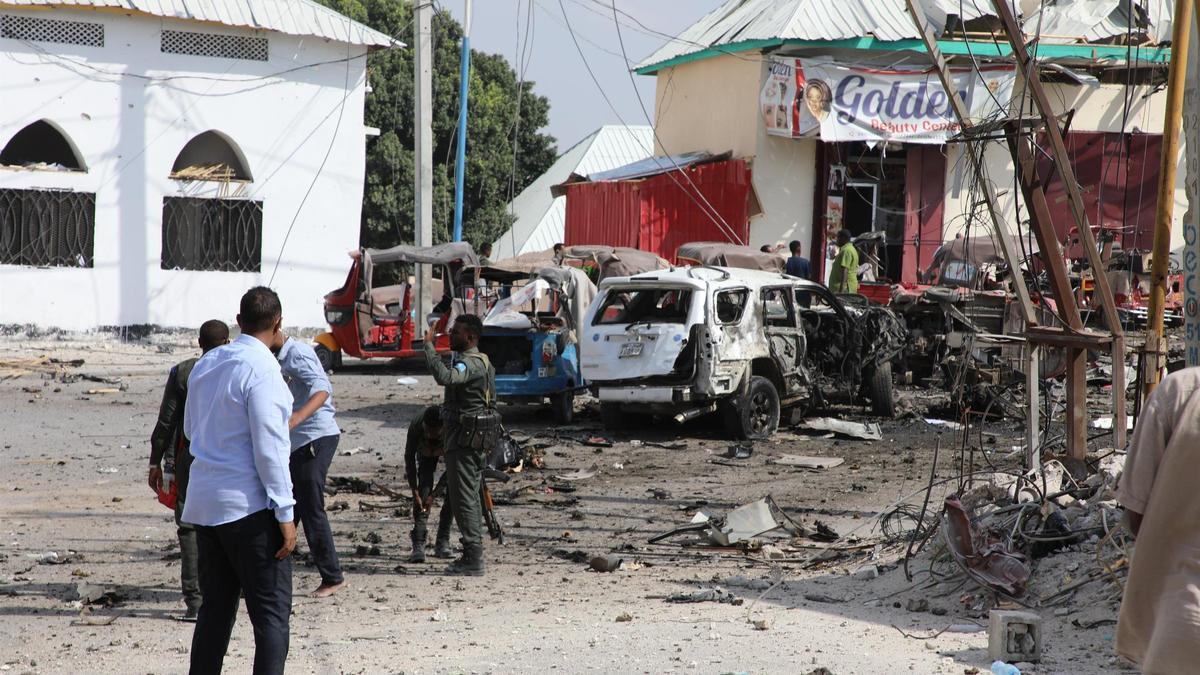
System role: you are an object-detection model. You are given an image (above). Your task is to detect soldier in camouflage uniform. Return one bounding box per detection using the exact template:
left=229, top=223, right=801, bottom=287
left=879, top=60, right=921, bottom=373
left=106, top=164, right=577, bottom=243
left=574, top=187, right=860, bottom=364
left=148, top=319, right=229, bottom=620
left=423, top=314, right=496, bottom=576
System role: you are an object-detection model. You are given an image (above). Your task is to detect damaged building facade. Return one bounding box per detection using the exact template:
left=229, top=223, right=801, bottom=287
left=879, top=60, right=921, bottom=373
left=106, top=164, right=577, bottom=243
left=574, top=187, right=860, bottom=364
left=0, top=0, right=395, bottom=329
left=632, top=0, right=1186, bottom=284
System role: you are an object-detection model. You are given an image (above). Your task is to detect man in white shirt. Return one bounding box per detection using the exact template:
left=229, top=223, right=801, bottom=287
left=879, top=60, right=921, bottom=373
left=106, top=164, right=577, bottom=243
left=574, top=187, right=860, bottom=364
left=1117, top=367, right=1200, bottom=673
left=182, top=287, right=296, bottom=675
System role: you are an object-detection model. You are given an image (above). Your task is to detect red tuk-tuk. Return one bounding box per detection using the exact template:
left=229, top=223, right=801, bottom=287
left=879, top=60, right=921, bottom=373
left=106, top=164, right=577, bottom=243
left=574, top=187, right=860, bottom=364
left=313, top=242, right=480, bottom=371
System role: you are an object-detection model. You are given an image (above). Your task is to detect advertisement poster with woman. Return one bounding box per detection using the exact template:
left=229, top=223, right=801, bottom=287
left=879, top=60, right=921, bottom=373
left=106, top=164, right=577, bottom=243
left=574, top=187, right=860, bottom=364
left=761, top=57, right=1013, bottom=144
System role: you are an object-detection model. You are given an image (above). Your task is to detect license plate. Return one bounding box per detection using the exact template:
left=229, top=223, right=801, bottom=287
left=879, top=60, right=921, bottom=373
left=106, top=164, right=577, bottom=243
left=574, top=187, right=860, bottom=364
left=619, top=342, right=644, bottom=358
left=538, top=366, right=555, bottom=377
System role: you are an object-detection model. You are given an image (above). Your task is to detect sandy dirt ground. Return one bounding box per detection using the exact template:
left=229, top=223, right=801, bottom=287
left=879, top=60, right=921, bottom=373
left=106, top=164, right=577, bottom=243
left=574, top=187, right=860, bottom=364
left=0, top=330, right=1132, bottom=674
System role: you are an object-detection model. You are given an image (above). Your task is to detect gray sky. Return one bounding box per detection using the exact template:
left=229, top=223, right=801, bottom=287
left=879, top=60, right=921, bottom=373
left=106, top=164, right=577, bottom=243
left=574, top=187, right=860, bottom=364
left=442, top=0, right=726, bottom=151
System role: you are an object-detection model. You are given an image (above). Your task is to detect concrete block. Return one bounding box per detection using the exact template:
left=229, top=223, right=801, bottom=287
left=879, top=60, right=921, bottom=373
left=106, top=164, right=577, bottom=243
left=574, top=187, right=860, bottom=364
left=988, top=609, right=1042, bottom=662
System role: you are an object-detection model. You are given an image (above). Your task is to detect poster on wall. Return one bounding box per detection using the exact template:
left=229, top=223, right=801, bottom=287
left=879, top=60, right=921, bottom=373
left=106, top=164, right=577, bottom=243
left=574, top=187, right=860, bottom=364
left=760, top=57, right=1015, bottom=144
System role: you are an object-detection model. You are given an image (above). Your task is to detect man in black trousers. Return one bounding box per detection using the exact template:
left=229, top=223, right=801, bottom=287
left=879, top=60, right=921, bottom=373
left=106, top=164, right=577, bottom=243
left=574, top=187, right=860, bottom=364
left=182, top=287, right=296, bottom=675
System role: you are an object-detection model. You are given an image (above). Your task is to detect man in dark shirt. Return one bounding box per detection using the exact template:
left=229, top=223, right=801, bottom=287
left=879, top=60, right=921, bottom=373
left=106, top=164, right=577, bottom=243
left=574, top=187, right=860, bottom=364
left=148, top=319, right=229, bottom=621
left=785, top=240, right=811, bottom=280
left=786, top=240, right=813, bottom=308
left=404, top=406, right=455, bottom=562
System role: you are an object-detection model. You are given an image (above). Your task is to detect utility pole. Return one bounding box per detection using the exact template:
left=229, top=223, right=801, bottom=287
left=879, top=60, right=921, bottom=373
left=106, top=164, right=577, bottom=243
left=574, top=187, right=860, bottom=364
left=451, top=0, right=473, bottom=243
left=413, top=0, right=434, bottom=327
left=903, top=0, right=1041, bottom=465
left=1142, top=0, right=1194, bottom=397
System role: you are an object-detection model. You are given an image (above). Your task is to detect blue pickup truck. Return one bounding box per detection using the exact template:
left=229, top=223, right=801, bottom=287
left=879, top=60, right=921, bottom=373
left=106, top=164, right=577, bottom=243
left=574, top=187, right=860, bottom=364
left=470, top=265, right=596, bottom=423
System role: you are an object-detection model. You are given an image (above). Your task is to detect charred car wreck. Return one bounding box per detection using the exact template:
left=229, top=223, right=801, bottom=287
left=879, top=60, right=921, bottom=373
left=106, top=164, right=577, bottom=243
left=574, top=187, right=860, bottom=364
left=581, top=266, right=906, bottom=440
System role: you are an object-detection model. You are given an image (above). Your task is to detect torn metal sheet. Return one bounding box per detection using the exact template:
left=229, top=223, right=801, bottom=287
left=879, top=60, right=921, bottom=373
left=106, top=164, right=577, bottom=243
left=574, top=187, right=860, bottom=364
left=768, top=454, right=844, bottom=469
left=552, top=466, right=598, bottom=481
left=942, top=496, right=1031, bottom=597
left=796, top=417, right=882, bottom=441
left=708, top=497, right=783, bottom=546
left=649, top=497, right=792, bottom=547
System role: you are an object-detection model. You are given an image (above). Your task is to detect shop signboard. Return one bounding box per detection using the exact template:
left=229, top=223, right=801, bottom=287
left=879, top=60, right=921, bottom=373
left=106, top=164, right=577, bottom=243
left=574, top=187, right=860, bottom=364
left=762, top=57, right=1015, bottom=144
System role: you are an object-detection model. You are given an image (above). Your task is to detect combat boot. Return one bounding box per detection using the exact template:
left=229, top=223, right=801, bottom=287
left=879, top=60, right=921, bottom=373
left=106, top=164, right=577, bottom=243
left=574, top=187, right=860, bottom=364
left=433, top=537, right=454, bottom=559
left=445, top=542, right=484, bottom=576
left=407, top=531, right=426, bottom=563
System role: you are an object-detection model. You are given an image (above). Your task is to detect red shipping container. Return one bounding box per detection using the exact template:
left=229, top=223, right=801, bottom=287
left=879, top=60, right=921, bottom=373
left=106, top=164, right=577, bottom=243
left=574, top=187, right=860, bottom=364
left=562, top=158, right=752, bottom=259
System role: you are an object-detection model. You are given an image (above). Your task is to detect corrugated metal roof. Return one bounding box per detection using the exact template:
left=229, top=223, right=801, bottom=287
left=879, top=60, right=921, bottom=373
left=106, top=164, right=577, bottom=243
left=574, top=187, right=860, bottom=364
left=492, top=125, right=653, bottom=260
left=634, top=0, right=990, bottom=71
left=1030, top=0, right=1171, bottom=45
left=563, top=158, right=753, bottom=258
left=635, top=0, right=1169, bottom=72
left=0, top=0, right=399, bottom=48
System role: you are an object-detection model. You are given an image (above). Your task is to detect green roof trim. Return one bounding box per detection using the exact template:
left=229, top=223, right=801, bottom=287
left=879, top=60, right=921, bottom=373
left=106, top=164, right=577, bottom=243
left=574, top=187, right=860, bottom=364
left=634, top=37, right=1171, bottom=75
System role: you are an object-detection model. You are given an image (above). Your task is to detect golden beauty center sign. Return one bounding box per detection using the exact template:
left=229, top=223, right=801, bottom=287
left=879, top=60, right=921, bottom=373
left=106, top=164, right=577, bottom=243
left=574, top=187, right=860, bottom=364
left=761, top=57, right=1015, bottom=144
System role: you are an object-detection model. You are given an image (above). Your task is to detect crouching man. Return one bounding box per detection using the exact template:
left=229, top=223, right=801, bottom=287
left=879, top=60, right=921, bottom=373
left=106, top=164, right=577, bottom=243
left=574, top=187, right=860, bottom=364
left=405, top=405, right=455, bottom=562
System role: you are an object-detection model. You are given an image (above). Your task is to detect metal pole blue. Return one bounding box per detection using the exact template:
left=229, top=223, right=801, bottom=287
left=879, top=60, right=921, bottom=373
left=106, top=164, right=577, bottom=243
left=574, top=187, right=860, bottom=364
left=451, top=33, right=470, bottom=243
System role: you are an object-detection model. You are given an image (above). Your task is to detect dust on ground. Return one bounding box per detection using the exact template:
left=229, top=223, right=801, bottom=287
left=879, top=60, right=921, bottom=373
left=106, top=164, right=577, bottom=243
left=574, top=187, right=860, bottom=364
left=0, top=331, right=1132, bottom=674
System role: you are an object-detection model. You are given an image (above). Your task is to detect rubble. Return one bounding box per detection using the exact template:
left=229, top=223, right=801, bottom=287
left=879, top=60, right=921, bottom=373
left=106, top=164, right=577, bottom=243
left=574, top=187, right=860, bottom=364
left=768, top=454, right=844, bottom=469
left=796, top=418, right=881, bottom=441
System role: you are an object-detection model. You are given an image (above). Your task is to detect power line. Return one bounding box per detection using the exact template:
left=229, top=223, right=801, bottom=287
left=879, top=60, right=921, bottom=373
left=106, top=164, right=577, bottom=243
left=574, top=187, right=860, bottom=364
left=603, top=0, right=746, bottom=245
left=269, top=22, right=354, bottom=285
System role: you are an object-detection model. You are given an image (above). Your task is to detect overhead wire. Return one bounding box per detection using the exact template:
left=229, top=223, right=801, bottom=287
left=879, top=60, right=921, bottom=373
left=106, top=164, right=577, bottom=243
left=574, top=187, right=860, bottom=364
left=504, top=0, right=537, bottom=259
left=599, top=0, right=746, bottom=245
left=268, top=19, right=354, bottom=284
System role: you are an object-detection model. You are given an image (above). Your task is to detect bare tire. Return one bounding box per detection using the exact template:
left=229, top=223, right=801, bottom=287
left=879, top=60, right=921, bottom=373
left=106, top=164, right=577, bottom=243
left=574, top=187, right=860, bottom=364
left=552, top=390, right=575, bottom=424
left=867, top=361, right=895, bottom=417
left=726, top=376, right=780, bottom=440
left=314, top=344, right=337, bottom=373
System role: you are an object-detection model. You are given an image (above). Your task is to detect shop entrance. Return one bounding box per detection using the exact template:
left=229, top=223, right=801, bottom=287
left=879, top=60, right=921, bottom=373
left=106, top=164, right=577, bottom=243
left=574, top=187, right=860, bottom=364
left=817, top=141, right=945, bottom=285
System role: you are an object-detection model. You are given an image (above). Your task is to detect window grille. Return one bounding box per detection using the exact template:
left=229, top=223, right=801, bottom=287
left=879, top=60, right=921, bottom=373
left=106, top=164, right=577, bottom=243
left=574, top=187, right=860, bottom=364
left=161, top=197, right=262, bottom=272
left=160, top=29, right=267, bottom=61
left=0, top=14, right=104, bottom=47
left=0, top=189, right=95, bottom=268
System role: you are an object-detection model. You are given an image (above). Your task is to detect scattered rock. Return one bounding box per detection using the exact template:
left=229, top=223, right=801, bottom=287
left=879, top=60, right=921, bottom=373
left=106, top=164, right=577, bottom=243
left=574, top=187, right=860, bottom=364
left=851, top=565, right=879, bottom=580
left=588, top=554, right=622, bottom=573
left=615, top=612, right=633, bottom=622
left=752, top=618, right=770, bottom=631
left=906, top=597, right=930, bottom=613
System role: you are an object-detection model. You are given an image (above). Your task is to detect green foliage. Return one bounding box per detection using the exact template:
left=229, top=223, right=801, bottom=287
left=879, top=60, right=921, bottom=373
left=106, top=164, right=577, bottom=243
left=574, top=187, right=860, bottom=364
left=316, top=0, right=557, bottom=251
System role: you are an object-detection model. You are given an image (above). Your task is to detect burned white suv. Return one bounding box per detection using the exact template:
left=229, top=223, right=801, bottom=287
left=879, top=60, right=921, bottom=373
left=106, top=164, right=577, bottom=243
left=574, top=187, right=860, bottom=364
left=581, top=266, right=905, bottom=439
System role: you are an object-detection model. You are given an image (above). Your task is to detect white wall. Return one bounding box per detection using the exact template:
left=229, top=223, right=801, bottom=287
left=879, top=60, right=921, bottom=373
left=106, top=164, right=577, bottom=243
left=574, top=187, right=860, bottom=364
left=0, top=8, right=370, bottom=329
left=651, top=54, right=818, bottom=252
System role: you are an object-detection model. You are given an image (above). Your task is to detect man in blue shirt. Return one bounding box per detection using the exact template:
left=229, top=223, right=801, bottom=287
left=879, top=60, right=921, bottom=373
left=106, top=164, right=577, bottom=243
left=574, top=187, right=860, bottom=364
left=786, top=240, right=813, bottom=308
left=273, top=333, right=345, bottom=598
left=183, top=287, right=295, bottom=675
left=785, top=240, right=811, bottom=280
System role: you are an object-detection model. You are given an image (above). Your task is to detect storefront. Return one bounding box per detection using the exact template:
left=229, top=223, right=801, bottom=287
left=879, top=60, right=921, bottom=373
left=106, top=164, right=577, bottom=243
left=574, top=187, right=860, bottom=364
left=762, top=57, right=1014, bottom=284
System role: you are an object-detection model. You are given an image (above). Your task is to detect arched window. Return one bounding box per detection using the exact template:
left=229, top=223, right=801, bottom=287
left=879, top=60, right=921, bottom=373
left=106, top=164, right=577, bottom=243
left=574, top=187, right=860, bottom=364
left=169, top=130, right=252, bottom=181
left=162, top=130, right=260, bottom=272
left=0, top=120, right=86, bottom=171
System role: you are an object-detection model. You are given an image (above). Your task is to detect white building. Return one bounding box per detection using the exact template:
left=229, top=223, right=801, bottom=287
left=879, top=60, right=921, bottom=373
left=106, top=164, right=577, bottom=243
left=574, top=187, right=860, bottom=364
left=491, top=125, right=653, bottom=260
left=0, top=0, right=395, bottom=329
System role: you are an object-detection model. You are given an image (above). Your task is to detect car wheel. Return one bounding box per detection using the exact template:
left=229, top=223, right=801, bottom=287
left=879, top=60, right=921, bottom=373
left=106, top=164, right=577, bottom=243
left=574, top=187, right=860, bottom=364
left=314, top=344, right=337, bottom=373
left=867, top=361, right=896, bottom=417
left=552, top=390, right=575, bottom=424
left=726, top=376, right=780, bottom=440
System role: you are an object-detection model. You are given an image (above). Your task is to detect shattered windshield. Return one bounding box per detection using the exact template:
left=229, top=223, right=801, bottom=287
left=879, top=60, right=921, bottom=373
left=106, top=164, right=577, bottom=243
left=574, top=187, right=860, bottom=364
left=594, top=288, right=693, bottom=325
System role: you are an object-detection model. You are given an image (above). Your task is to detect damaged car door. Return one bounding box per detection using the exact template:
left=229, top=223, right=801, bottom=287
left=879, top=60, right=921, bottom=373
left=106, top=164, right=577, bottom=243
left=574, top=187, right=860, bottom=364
left=761, top=286, right=806, bottom=397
